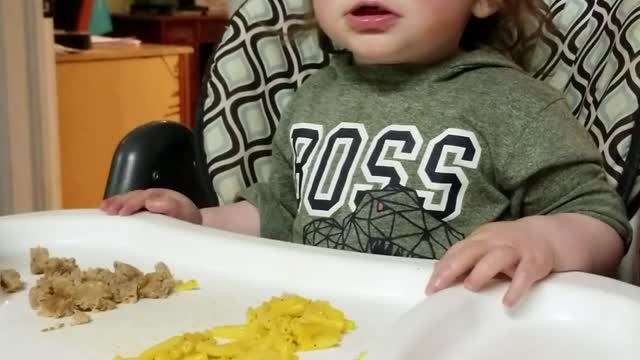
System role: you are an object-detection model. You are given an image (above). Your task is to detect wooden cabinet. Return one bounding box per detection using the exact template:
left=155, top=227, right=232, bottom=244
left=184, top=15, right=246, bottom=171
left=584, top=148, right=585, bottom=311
left=111, top=13, right=229, bottom=126
left=55, top=44, right=192, bottom=209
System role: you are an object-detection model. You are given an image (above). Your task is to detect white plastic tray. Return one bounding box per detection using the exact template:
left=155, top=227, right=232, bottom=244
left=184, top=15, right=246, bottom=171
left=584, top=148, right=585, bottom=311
left=1, top=210, right=640, bottom=359
left=367, top=276, right=640, bottom=360
left=0, top=210, right=427, bottom=359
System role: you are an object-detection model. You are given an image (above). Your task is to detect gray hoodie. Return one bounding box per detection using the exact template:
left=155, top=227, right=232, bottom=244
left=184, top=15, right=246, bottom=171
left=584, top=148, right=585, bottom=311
left=239, top=49, right=630, bottom=259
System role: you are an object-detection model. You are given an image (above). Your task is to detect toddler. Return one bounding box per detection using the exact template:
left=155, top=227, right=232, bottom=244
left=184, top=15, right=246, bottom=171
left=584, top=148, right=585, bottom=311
left=102, top=0, right=631, bottom=306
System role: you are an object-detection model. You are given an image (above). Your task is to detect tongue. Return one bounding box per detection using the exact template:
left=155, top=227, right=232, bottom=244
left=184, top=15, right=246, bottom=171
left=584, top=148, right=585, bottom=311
left=353, top=6, right=390, bottom=16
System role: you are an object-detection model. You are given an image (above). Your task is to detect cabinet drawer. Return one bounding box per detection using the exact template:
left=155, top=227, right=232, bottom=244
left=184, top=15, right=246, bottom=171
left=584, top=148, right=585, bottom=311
left=164, top=22, right=197, bottom=44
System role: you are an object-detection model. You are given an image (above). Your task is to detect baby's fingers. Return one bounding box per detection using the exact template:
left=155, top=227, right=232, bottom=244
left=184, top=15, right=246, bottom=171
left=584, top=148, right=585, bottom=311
left=145, top=196, right=179, bottom=217
left=503, top=258, right=546, bottom=307
left=100, top=193, right=136, bottom=215
left=99, top=197, right=117, bottom=212
left=464, top=247, right=519, bottom=292
left=117, top=191, right=148, bottom=215
left=426, top=242, right=487, bottom=295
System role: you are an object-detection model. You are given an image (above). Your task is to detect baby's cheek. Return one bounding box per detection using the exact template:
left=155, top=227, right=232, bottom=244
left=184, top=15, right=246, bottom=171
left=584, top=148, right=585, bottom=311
left=415, top=0, right=474, bottom=44
left=417, top=0, right=475, bottom=26
left=311, top=0, right=331, bottom=21
left=312, top=0, right=346, bottom=46
left=422, top=0, right=469, bottom=12
left=312, top=1, right=333, bottom=31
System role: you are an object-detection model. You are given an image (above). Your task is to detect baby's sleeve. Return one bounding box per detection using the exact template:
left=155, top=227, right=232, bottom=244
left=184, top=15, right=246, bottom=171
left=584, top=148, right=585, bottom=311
left=495, top=99, right=632, bottom=251
left=236, top=115, right=298, bottom=242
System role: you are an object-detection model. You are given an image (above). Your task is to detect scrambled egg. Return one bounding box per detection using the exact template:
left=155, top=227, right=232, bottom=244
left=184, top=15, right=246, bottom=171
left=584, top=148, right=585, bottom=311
left=114, top=294, right=357, bottom=360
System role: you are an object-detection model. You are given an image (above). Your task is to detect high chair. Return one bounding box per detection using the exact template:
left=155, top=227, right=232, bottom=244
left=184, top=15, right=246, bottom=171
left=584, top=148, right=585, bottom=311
left=104, top=0, right=640, bottom=282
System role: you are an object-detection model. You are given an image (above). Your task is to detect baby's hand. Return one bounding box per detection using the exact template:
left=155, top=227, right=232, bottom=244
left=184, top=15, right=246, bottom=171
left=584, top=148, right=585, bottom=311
left=425, top=217, right=556, bottom=307
left=100, top=188, right=202, bottom=225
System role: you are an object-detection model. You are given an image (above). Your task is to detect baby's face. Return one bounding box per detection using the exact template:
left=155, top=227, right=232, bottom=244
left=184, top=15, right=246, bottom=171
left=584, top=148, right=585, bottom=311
left=313, top=0, right=483, bottom=65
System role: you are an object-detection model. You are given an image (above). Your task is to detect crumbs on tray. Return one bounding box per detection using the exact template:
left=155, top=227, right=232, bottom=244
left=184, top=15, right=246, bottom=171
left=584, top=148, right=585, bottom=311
left=71, top=310, right=92, bottom=326
left=41, top=323, right=65, bottom=332
left=0, top=269, right=24, bottom=293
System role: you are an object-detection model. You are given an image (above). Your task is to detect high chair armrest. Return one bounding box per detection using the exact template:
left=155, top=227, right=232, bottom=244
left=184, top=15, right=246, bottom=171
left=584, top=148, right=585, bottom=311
left=103, top=121, right=218, bottom=208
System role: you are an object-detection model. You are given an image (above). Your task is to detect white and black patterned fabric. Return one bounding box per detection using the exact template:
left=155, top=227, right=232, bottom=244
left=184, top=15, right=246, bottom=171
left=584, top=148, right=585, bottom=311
left=527, top=0, right=640, bottom=281
left=531, top=0, right=640, bottom=213
left=197, top=0, right=329, bottom=205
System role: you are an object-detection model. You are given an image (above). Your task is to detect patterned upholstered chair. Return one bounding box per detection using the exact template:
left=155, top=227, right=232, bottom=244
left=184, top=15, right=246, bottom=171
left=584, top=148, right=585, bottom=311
left=105, top=0, right=640, bottom=281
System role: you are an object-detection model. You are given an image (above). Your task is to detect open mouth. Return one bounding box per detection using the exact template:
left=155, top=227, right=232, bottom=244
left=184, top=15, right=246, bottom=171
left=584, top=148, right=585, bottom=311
left=346, top=2, right=400, bottom=32
left=351, top=5, right=394, bottom=16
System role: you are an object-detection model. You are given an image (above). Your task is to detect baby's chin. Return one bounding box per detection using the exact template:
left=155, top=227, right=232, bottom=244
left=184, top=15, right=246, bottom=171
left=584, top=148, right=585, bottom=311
left=350, top=47, right=415, bottom=65
left=346, top=38, right=423, bottom=65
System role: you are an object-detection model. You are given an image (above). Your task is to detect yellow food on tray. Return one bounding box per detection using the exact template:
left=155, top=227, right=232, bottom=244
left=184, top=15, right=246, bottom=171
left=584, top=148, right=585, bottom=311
left=114, top=294, right=355, bottom=360
left=354, top=351, right=367, bottom=360
left=175, top=279, right=199, bottom=292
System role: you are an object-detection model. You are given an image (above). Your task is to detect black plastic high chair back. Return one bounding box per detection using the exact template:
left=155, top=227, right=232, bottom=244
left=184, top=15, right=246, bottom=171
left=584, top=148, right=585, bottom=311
left=104, top=0, right=640, bottom=280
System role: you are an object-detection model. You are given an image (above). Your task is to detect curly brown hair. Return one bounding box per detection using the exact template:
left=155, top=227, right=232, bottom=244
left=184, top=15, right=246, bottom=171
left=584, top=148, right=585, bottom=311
left=460, top=0, right=551, bottom=69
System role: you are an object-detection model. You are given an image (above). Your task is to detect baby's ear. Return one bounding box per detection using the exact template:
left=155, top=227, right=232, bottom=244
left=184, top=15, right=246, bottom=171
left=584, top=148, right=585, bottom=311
left=471, top=0, right=503, bottom=19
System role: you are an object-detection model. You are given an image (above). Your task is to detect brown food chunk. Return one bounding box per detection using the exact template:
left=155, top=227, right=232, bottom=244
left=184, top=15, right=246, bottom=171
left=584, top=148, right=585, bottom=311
left=28, top=249, right=184, bottom=320
left=113, top=262, right=143, bottom=280
left=71, top=311, right=92, bottom=326
left=38, top=295, right=75, bottom=318
left=30, top=247, right=50, bottom=275
left=112, top=262, right=145, bottom=303
left=31, top=276, right=76, bottom=318
left=112, top=279, right=140, bottom=304
left=83, top=268, right=114, bottom=283
left=73, top=281, right=115, bottom=312
left=0, top=269, right=24, bottom=293
left=29, top=276, right=52, bottom=309
left=44, top=257, right=79, bottom=277
left=139, top=262, right=176, bottom=299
